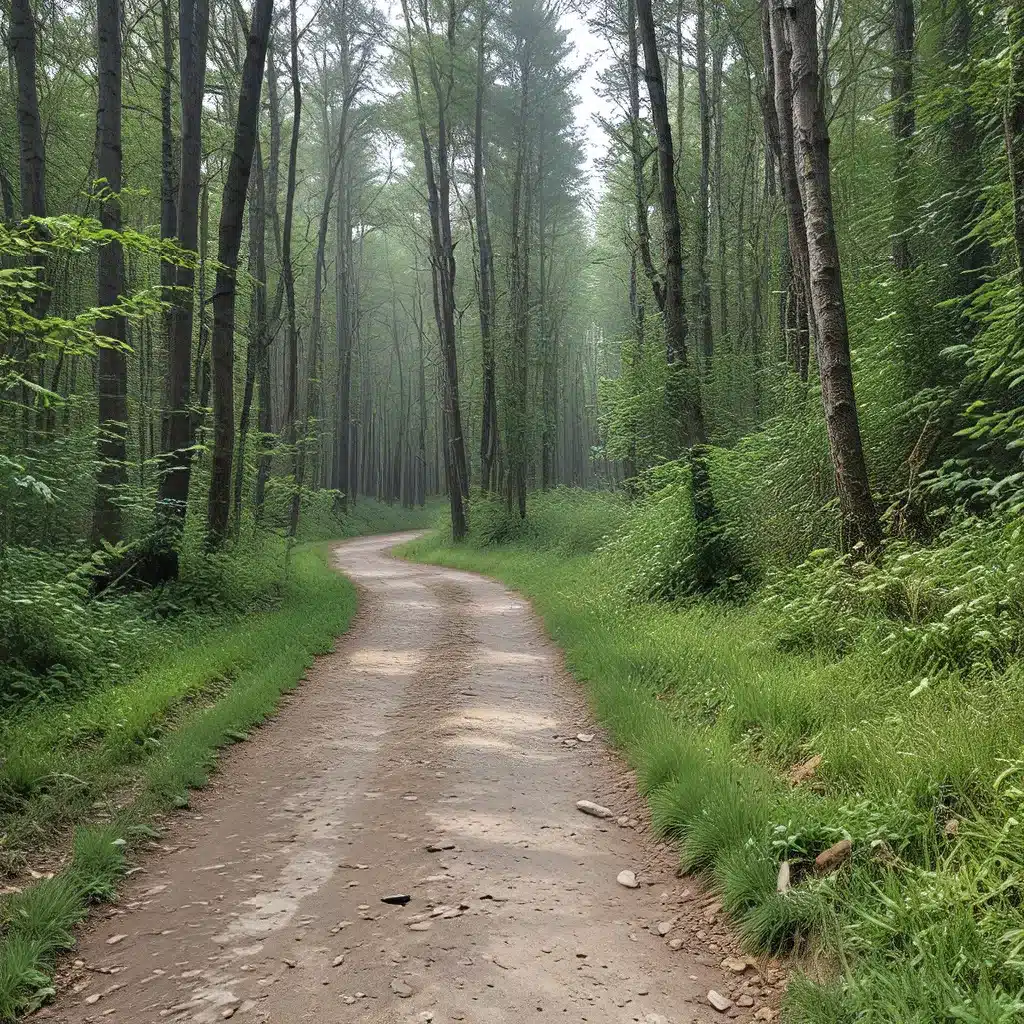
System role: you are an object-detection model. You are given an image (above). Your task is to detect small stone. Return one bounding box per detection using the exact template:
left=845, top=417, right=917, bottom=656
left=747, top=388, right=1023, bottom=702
left=815, top=839, right=852, bottom=873
left=409, top=922, right=431, bottom=931
left=776, top=861, right=791, bottom=893
left=754, top=1009, right=779, bottom=1021
left=667, top=938, right=684, bottom=951
left=617, top=816, right=630, bottom=827
left=106, top=934, right=127, bottom=946
left=737, top=995, right=755, bottom=1007
left=656, top=920, right=674, bottom=936
left=282, top=959, right=296, bottom=968
left=576, top=733, right=594, bottom=742
left=332, top=955, right=345, bottom=967
left=721, top=957, right=749, bottom=974
left=425, top=840, right=456, bottom=852
left=617, top=870, right=639, bottom=889
left=703, top=901, right=722, bottom=923
left=707, top=990, right=734, bottom=1013
left=576, top=800, right=613, bottom=819
left=342, top=995, right=356, bottom=1005
left=944, top=818, right=959, bottom=838
left=390, top=979, right=413, bottom=998
left=222, top=1009, right=237, bottom=1020
left=382, top=894, right=412, bottom=906
left=85, top=994, right=102, bottom=1005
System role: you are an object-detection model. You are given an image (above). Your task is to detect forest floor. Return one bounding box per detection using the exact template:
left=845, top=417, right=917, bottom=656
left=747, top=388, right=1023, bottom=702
left=36, top=533, right=783, bottom=1024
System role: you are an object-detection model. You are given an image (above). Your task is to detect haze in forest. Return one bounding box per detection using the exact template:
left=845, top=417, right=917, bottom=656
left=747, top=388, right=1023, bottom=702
left=4, top=1, right=1024, bottom=1022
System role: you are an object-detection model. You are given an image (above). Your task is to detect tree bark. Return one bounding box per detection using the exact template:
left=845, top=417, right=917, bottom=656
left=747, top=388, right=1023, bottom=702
left=784, top=0, right=881, bottom=551
left=474, top=0, right=499, bottom=494
left=696, top=0, right=713, bottom=363
left=92, top=0, right=127, bottom=547
left=400, top=0, right=468, bottom=539
left=206, top=0, right=274, bottom=546
left=892, top=0, right=916, bottom=273
left=156, top=0, right=209, bottom=541
left=627, top=0, right=663, bottom=313
left=282, top=0, right=302, bottom=540
left=766, top=0, right=812, bottom=380
left=10, top=0, right=49, bottom=320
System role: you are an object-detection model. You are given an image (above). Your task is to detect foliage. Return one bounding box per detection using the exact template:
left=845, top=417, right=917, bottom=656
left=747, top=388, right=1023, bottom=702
left=405, top=483, right=1024, bottom=1022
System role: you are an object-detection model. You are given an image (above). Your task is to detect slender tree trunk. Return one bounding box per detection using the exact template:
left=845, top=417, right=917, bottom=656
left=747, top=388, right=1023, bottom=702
left=10, top=0, right=49, bottom=319
left=892, top=0, right=916, bottom=273
left=159, top=0, right=177, bottom=453
left=785, top=0, right=881, bottom=551
left=766, top=0, right=812, bottom=381
left=206, top=0, right=273, bottom=546
left=92, top=0, right=127, bottom=546
left=156, top=0, right=209, bottom=547
left=283, top=0, right=302, bottom=540
left=474, top=1, right=499, bottom=494
left=696, top=0, right=713, bottom=363
left=627, top=0, right=663, bottom=313
left=400, top=0, right=467, bottom=539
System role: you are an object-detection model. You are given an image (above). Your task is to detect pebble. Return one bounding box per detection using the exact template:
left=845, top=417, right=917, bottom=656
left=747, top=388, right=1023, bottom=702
left=707, top=990, right=734, bottom=1013
left=754, top=1009, right=779, bottom=1021
left=617, top=870, right=639, bottom=889
left=576, top=800, right=613, bottom=819
left=667, top=938, right=684, bottom=951
left=656, top=920, right=674, bottom=936
left=105, top=934, right=127, bottom=946
left=426, top=840, right=456, bottom=852
left=721, top=957, right=749, bottom=973
left=390, top=979, right=413, bottom=998
left=737, top=994, right=755, bottom=1007
left=576, top=733, right=594, bottom=742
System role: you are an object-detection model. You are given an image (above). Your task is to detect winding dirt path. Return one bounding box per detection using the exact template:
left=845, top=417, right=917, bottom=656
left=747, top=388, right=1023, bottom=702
left=45, top=534, right=781, bottom=1024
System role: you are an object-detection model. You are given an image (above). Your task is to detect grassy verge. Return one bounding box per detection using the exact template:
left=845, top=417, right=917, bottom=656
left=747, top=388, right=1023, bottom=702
left=0, top=504, right=431, bottom=1020
left=401, top=492, right=1024, bottom=1024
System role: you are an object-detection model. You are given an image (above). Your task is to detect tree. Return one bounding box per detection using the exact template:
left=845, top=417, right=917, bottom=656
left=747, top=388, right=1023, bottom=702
left=473, top=0, right=499, bottom=494
left=892, top=0, right=916, bottom=273
left=206, top=0, right=275, bottom=545
left=156, top=0, right=210, bottom=553
left=783, top=0, right=881, bottom=551
left=92, top=0, right=127, bottom=546
left=400, top=0, right=468, bottom=539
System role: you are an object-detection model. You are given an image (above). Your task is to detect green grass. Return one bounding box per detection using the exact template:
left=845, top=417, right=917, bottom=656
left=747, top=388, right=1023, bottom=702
left=401, top=489, right=1024, bottom=1024
left=0, top=500, right=434, bottom=1020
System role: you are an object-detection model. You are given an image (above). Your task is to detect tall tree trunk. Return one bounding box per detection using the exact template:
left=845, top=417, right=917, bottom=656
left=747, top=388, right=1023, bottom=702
left=333, top=181, right=353, bottom=512
left=283, top=0, right=302, bottom=540
left=10, top=0, right=49, bottom=318
left=474, top=0, right=499, bottom=494
left=1007, top=4, right=1024, bottom=286
left=696, top=0, right=713, bottom=364
left=290, top=112, right=344, bottom=538
left=627, top=0, right=663, bottom=312
left=159, top=0, right=177, bottom=451
left=233, top=140, right=266, bottom=540
left=892, top=0, right=916, bottom=273
left=92, top=0, right=127, bottom=546
left=156, top=0, right=209, bottom=547
left=206, top=0, right=274, bottom=546
left=766, top=0, right=812, bottom=381
left=400, top=0, right=467, bottom=539
left=785, top=0, right=881, bottom=551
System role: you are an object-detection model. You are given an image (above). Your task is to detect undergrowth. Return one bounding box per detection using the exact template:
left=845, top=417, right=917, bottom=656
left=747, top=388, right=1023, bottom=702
left=403, top=486, right=1024, bottom=1023
left=0, top=499, right=432, bottom=1020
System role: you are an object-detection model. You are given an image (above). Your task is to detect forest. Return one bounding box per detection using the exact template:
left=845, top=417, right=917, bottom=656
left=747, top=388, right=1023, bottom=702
left=3, top=0, right=1024, bottom=1020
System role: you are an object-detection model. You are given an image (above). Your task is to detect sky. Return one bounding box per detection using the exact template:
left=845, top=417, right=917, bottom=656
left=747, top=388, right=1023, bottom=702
left=561, top=9, right=615, bottom=201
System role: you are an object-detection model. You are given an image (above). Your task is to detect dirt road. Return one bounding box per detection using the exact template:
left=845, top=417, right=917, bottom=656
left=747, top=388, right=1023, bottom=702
left=48, top=534, right=779, bottom=1024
